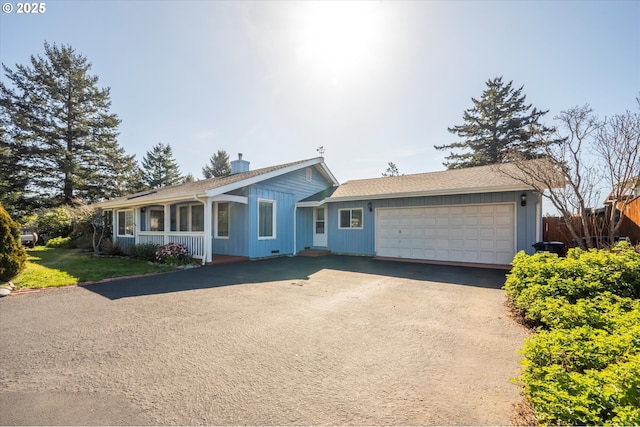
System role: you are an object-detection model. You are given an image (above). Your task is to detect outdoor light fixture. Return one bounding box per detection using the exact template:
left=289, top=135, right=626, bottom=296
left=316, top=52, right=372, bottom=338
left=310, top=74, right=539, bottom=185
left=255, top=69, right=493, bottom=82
left=520, top=193, right=527, bottom=207
left=368, top=202, right=372, bottom=212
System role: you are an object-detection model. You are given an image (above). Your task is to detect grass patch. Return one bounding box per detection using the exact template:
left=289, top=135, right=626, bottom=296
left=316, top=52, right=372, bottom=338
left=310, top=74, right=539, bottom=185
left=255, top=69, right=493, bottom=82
left=12, top=247, right=169, bottom=289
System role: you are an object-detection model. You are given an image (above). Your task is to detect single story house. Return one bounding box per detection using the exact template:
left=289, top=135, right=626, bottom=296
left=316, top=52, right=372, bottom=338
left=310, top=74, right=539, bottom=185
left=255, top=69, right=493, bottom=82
left=97, top=155, right=339, bottom=263
left=98, top=155, right=542, bottom=267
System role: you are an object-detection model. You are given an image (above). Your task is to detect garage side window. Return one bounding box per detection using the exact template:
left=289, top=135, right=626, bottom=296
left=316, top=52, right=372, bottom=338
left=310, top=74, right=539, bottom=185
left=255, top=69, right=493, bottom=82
left=117, top=210, right=134, bottom=236
left=339, top=208, right=363, bottom=229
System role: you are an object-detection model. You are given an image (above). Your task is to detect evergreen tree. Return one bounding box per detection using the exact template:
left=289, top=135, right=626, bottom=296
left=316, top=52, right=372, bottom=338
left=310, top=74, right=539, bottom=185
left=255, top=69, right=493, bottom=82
left=0, top=108, right=30, bottom=218
left=202, top=149, right=231, bottom=178
left=382, top=161, right=400, bottom=177
left=435, top=77, right=558, bottom=169
left=0, top=42, right=136, bottom=206
left=0, top=203, right=27, bottom=283
left=182, top=173, right=196, bottom=183
left=141, top=143, right=182, bottom=188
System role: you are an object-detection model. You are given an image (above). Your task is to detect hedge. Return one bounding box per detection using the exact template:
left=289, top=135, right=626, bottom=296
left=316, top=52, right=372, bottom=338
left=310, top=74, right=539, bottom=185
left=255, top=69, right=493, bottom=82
left=505, top=243, right=640, bottom=426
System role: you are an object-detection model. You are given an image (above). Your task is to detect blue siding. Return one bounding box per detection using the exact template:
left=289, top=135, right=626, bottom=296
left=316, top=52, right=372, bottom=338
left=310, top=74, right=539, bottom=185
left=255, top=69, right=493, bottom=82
left=296, top=207, right=314, bottom=251
left=327, top=191, right=539, bottom=258
left=238, top=166, right=334, bottom=259
left=116, top=236, right=135, bottom=253
left=212, top=202, right=248, bottom=256
left=258, top=166, right=333, bottom=200
left=247, top=188, right=296, bottom=258
left=328, top=201, right=374, bottom=255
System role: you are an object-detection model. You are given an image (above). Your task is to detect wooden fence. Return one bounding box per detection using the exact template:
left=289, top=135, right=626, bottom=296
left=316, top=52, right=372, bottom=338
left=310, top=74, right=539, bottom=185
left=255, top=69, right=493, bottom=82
left=542, top=197, right=640, bottom=247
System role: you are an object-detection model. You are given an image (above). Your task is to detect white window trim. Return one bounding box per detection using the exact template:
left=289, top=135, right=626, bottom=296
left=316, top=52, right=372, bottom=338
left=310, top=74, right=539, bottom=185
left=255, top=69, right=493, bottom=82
left=117, top=209, right=134, bottom=237
left=214, top=202, right=230, bottom=239
left=176, top=203, right=204, bottom=232
left=258, top=198, right=276, bottom=240
left=338, top=208, right=364, bottom=230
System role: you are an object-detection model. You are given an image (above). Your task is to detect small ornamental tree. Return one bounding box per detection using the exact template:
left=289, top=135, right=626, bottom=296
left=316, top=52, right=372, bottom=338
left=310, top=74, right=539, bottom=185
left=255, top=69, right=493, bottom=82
left=0, top=203, right=27, bottom=283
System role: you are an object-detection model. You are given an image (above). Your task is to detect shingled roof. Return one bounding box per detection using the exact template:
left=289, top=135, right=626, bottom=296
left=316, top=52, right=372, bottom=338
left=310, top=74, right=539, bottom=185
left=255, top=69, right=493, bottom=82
left=98, top=157, right=334, bottom=208
left=327, top=162, right=535, bottom=202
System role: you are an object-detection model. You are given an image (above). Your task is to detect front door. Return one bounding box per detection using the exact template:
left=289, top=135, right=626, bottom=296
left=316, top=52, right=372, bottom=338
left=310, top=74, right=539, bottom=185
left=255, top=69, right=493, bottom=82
left=313, top=206, right=327, bottom=247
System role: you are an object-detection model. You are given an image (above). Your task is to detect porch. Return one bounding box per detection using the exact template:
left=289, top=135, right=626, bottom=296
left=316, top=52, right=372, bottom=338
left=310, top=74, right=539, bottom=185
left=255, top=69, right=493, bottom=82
left=111, top=194, right=248, bottom=263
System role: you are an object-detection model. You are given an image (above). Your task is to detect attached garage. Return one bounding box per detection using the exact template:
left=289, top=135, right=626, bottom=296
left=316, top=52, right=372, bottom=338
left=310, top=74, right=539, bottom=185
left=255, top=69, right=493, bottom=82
left=376, top=203, right=516, bottom=265
left=324, top=162, right=545, bottom=267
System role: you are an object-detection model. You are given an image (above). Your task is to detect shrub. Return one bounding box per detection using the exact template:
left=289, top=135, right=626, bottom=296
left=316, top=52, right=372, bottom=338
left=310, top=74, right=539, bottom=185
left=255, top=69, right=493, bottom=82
left=505, top=243, right=640, bottom=323
left=37, top=207, right=74, bottom=238
left=155, top=242, right=191, bottom=266
left=46, top=236, right=72, bottom=248
left=100, top=239, right=124, bottom=256
left=507, top=243, right=640, bottom=426
left=522, top=354, right=640, bottom=426
left=128, top=243, right=160, bottom=262
left=0, top=203, right=27, bottom=282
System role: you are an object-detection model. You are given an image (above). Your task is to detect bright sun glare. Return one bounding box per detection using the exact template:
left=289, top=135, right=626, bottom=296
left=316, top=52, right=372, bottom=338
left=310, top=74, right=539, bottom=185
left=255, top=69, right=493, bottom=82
left=293, top=1, right=385, bottom=85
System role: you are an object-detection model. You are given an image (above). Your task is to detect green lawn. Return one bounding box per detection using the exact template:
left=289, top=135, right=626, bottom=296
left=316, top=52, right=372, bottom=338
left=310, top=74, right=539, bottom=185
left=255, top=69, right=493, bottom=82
left=13, top=247, right=170, bottom=289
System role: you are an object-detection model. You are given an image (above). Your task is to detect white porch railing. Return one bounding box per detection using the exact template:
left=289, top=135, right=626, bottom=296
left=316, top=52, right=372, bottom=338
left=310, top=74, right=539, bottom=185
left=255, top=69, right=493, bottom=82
left=138, top=231, right=206, bottom=260
left=138, top=232, right=165, bottom=246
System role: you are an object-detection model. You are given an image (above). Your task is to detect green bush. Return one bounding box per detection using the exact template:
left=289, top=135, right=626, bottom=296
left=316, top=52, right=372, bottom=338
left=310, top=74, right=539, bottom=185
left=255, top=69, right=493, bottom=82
left=128, top=243, right=160, bottom=262
left=46, top=236, right=72, bottom=248
left=37, top=206, right=74, bottom=238
left=522, top=355, right=640, bottom=426
left=505, top=243, right=640, bottom=323
left=0, top=203, right=27, bottom=282
left=506, top=243, right=640, bottom=426
left=100, top=239, right=124, bottom=256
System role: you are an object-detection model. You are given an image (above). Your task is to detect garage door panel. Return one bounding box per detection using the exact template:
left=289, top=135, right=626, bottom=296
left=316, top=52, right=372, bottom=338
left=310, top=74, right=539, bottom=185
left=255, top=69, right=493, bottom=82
left=424, top=217, right=437, bottom=226
left=479, top=216, right=494, bottom=226
left=495, top=227, right=513, bottom=239
left=376, top=203, right=515, bottom=265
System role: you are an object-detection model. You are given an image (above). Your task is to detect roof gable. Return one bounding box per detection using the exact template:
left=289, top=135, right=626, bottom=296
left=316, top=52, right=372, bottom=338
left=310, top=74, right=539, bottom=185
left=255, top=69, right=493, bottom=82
left=98, top=157, right=337, bottom=208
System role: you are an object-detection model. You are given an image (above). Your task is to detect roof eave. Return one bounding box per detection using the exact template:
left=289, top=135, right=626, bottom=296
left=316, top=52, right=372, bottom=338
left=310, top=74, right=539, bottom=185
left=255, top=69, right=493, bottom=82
left=97, top=192, right=209, bottom=209
left=326, top=185, right=534, bottom=203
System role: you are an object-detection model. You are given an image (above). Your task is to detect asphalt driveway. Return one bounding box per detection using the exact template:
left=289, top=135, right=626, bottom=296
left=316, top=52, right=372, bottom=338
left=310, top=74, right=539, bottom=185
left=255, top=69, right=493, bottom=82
left=0, top=255, right=528, bottom=425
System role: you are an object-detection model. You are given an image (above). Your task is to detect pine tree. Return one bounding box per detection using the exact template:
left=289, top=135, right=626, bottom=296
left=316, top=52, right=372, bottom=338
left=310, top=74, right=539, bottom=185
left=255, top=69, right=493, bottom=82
left=0, top=203, right=27, bottom=283
left=0, top=42, right=136, bottom=206
left=0, top=109, right=30, bottom=218
left=435, top=77, right=558, bottom=169
left=202, top=149, right=231, bottom=178
left=141, top=143, right=182, bottom=188
left=381, top=161, right=400, bottom=177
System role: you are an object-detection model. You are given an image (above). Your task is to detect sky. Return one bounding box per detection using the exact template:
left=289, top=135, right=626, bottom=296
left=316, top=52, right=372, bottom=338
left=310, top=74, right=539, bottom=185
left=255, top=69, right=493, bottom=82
left=1, top=0, right=639, bottom=186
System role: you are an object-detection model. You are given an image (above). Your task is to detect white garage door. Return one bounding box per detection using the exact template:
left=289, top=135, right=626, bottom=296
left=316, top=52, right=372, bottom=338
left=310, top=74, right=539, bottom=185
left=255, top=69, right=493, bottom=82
left=376, top=204, right=515, bottom=265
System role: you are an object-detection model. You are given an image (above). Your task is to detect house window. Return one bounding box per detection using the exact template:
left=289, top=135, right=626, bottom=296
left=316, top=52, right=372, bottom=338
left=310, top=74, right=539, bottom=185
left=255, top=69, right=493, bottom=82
left=117, top=210, right=134, bottom=236
left=215, top=202, right=229, bottom=238
left=258, top=199, right=276, bottom=239
left=179, top=205, right=189, bottom=231
left=149, top=209, right=164, bottom=232
left=191, top=204, right=204, bottom=232
left=175, top=203, right=204, bottom=232
left=306, top=167, right=312, bottom=182
left=339, top=208, right=363, bottom=229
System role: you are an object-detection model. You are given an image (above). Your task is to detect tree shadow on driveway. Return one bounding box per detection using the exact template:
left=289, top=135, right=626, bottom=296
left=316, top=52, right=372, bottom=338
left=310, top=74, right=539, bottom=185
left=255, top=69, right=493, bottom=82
left=82, top=255, right=509, bottom=300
